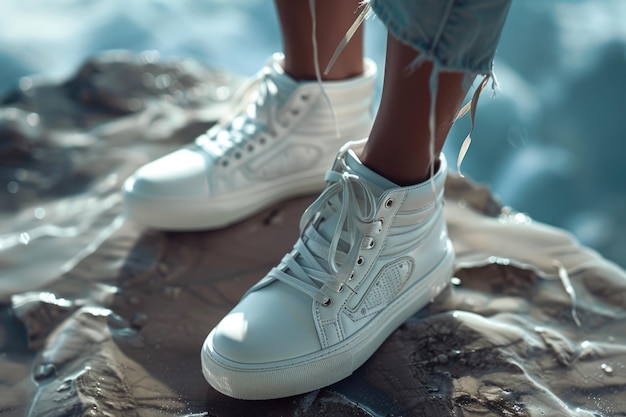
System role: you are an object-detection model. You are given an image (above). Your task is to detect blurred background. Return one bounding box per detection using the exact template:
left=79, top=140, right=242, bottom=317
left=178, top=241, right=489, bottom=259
left=0, top=0, right=624, bottom=268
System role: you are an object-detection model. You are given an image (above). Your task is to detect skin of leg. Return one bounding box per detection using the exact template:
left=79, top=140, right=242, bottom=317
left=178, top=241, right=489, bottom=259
left=274, top=0, right=364, bottom=81
left=361, top=33, right=474, bottom=185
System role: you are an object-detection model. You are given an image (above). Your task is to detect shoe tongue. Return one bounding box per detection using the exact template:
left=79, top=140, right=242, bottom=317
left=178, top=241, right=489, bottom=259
left=344, top=149, right=398, bottom=198
left=266, top=59, right=299, bottom=110
left=309, top=149, right=397, bottom=263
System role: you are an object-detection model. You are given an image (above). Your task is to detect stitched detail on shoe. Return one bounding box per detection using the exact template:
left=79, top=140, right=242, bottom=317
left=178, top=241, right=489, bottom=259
left=322, top=322, right=342, bottom=348
left=346, top=257, right=414, bottom=321
left=314, top=304, right=329, bottom=348
left=316, top=304, right=345, bottom=349
left=245, top=144, right=322, bottom=181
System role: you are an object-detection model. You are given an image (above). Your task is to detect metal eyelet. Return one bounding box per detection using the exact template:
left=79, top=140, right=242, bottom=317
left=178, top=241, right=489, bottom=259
left=385, top=198, right=394, bottom=208
left=356, top=256, right=364, bottom=266
left=322, top=297, right=332, bottom=307
left=349, top=271, right=355, bottom=281
left=337, top=284, right=344, bottom=293
left=367, top=240, right=375, bottom=249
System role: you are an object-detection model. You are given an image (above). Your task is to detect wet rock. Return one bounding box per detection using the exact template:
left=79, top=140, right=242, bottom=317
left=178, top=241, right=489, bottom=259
left=11, top=292, right=77, bottom=350
left=66, top=50, right=239, bottom=114
left=444, top=174, right=504, bottom=217
left=1, top=50, right=626, bottom=417
left=2, top=50, right=245, bottom=132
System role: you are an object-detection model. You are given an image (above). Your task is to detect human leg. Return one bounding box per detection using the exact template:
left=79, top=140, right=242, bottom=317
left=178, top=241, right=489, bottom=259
left=275, top=0, right=364, bottom=81
left=362, top=34, right=470, bottom=185
left=366, top=0, right=513, bottom=179
left=122, top=1, right=375, bottom=230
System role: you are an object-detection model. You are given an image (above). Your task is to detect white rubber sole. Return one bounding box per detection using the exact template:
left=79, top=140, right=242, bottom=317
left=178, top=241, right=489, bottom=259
left=201, top=243, right=455, bottom=400
left=123, top=166, right=329, bottom=231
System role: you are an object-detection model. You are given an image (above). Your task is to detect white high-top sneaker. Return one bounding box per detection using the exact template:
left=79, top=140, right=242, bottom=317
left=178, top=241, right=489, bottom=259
left=123, top=53, right=377, bottom=230
left=201, top=139, right=455, bottom=399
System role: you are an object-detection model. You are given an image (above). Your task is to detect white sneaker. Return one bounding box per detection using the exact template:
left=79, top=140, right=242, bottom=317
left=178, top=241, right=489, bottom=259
left=201, top=139, right=455, bottom=399
left=123, top=53, right=377, bottom=230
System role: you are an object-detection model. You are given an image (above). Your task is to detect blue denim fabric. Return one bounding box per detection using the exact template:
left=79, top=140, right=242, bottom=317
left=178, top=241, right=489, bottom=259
left=366, top=0, right=512, bottom=174
left=369, top=0, right=512, bottom=75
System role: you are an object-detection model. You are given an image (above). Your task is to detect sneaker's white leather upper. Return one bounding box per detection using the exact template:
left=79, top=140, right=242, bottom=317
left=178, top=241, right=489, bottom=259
left=127, top=54, right=376, bottom=201
left=123, top=54, right=377, bottom=229
left=211, top=140, right=451, bottom=363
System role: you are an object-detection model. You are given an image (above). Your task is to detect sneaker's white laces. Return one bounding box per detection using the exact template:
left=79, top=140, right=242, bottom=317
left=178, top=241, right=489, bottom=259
left=268, top=157, right=383, bottom=304
left=196, top=66, right=286, bottom=159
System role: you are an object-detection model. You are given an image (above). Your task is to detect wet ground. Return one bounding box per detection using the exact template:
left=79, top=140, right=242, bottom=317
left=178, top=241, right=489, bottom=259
left=1, top=52, right=626, bottom=417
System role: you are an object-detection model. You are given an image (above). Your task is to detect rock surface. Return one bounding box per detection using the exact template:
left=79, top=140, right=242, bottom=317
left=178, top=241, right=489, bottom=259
left=1, top=53, right=625, bottom=417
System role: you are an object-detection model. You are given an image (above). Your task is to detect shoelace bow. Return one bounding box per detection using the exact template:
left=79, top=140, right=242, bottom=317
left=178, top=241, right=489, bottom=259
left=269, top=157, right=384, bottom=304
left=196, top=67, right=287, bottom=159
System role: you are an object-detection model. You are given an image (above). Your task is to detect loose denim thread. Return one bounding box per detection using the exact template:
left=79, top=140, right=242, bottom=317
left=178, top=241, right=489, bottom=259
left=308, top=0, right=341, bottom=140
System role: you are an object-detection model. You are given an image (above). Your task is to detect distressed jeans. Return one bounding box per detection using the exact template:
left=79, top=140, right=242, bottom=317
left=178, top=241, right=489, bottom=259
left=368, top=0, right=512, bottom=172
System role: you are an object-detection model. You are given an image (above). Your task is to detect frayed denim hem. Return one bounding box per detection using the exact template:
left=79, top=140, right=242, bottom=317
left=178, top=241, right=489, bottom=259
left=367, top=0, right=512, bottom=175
left=310, top=0, right=512, bottom=176
left=369, top=0, right=512, bottom=77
